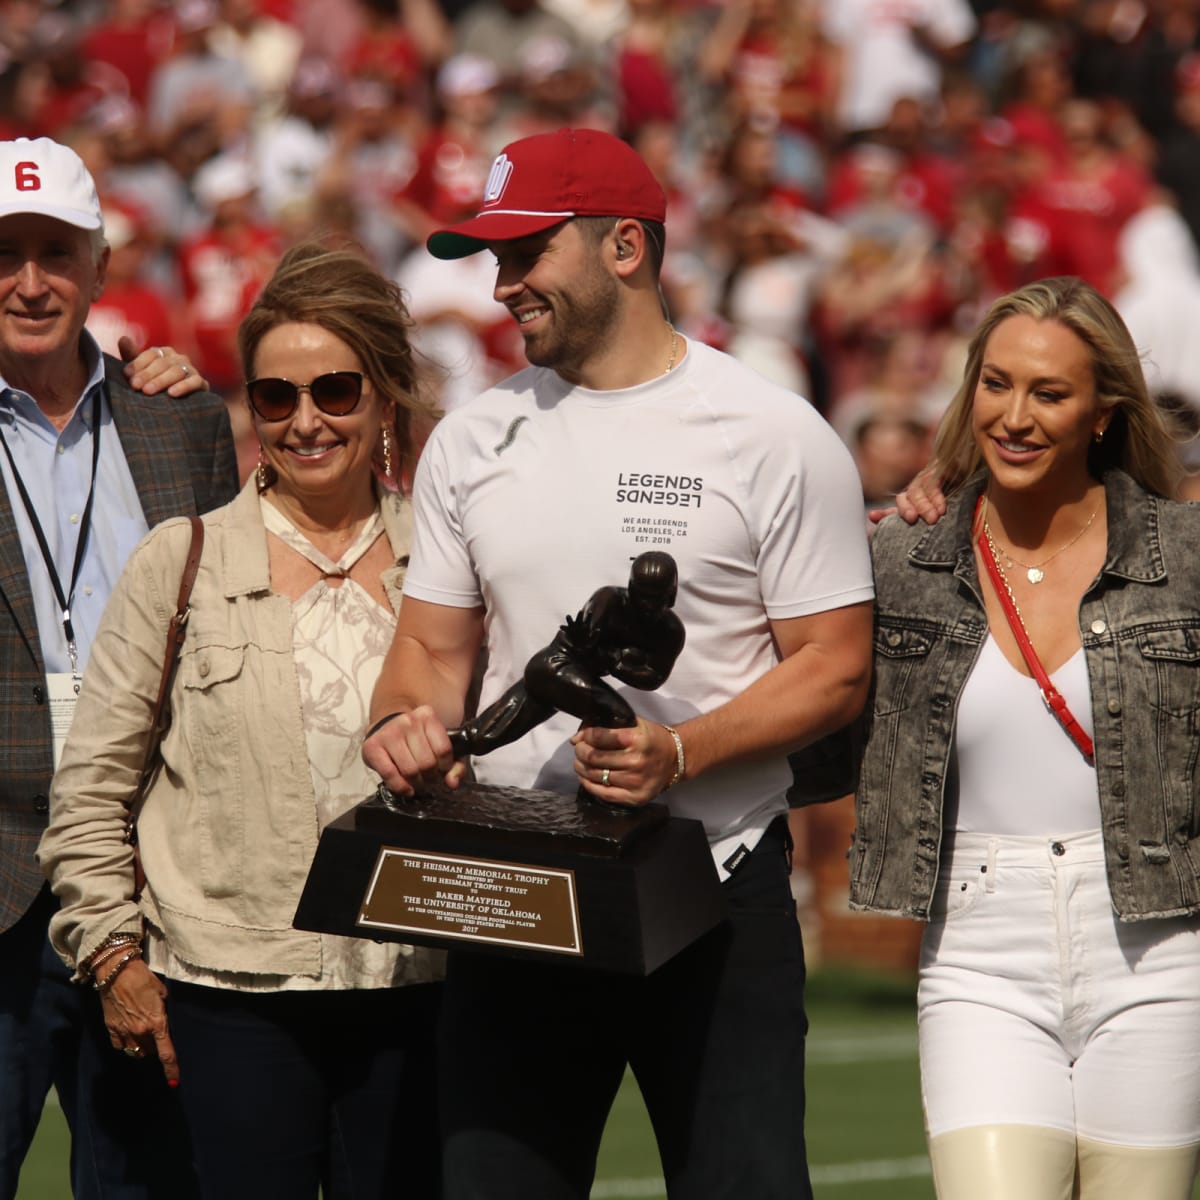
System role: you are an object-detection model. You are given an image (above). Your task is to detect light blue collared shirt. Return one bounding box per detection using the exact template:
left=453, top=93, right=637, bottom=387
left=0, top=332, right=149, bottom=673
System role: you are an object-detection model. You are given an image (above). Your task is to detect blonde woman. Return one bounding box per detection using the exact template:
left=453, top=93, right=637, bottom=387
left=809, top=276, right=1200, bottom=1198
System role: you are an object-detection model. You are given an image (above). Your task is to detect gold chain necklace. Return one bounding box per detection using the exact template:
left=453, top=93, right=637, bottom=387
left=663, top=324, right=679, bottom=374
left=981, top=496, right=1099, bottom=584
left=980, top=521, right=1029, bottom=624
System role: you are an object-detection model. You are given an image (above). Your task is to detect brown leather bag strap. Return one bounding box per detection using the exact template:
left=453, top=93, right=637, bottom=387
left=124, top=517, right=205, bottom=884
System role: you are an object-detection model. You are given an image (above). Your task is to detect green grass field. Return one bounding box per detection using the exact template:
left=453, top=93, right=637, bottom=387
left=16, top=966, right=930, bottom=1199
left=23, top=966, right=1200, bottom=1198
left=591, top=965, right=930, bottom=1199
left=22, top=962, right=1200, bottom=1198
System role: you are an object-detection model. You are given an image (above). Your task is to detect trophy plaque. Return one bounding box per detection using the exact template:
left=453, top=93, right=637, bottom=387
left=294, top=552, right=726, bottom=976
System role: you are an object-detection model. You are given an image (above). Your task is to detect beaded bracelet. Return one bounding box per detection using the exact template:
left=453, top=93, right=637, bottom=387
left=89, top=944, right=136, bottom=977
left=87, top=932, right=142, bottom=977
left=94, top=947, right=143, bottom=992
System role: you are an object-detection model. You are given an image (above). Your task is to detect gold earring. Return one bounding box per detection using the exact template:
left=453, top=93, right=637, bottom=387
left=256, top=447, right=270, bottom=493
left=381, top=424, right=393, bottom=479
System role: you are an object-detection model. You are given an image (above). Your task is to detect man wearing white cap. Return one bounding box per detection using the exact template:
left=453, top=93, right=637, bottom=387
left=0, top=136, right=237, bottom=1199
left=364, top=127, right=874, bottom=1199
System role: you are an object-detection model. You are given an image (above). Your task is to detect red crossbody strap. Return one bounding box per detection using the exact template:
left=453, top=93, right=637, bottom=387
left=973, top=496, right=1095, bottom=762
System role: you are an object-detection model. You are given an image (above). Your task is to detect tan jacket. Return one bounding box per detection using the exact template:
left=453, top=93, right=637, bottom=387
left=39, top=478, right=414, bottom=980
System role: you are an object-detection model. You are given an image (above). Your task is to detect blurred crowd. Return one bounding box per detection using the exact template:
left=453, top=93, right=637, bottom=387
left=5, top=0, right=1200, bottom=498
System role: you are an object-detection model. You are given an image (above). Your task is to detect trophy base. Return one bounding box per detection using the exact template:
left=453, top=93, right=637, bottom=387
left=294, top=785, right=726, bottom=976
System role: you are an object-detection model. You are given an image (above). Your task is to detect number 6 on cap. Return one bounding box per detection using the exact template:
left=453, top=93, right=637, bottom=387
left=0, top=139, right=102, bottom=229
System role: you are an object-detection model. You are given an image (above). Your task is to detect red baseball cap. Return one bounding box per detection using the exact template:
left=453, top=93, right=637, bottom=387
left=427, top=127, right=666, bottom=260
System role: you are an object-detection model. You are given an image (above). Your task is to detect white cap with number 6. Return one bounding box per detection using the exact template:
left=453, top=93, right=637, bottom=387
left=0, top=137, right=103, bottom=231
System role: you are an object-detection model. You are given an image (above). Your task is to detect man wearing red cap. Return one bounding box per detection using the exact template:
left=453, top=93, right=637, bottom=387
left=364, top=127, right=874, bottom=1198
left=0, top=136, right=236, bottom=1199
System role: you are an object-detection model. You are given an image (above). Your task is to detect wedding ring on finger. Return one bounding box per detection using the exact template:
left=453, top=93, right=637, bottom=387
left=180, top=365, right=191, bottom=376
left=123, top=1046, right=142, bottom=1058
left=600, top=768, right=610, bottom=786
left=155, top=346, right=165, bottom=359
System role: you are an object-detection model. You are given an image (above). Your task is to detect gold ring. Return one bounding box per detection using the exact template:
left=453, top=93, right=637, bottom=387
left=600, top=768, right=610, bottom=786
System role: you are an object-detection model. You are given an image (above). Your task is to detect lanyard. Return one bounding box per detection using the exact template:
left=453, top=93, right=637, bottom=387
left=0, top=388, right=103, bottom=675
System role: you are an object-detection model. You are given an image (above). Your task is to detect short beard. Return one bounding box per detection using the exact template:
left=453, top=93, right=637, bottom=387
left=523, top=263, right=621, bottom=376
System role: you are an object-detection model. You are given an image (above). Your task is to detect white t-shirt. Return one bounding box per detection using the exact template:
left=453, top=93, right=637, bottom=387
left=821, top=0, right=977, bottom=133
left=404, top=339, right=874, bottom=876
left=953, top=634, right=1100, bottom=836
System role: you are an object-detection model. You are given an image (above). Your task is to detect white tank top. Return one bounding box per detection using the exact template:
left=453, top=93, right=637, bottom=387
left=952, top=633, right=1101, bottom=835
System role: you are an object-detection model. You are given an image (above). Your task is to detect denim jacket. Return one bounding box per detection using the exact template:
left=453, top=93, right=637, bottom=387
left=832, top=468, right=1200, bottom=923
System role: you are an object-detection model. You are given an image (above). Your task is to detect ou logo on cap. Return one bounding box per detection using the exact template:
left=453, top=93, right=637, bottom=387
left=15, top=161, right=41, bottom=191
left=483, top=154, right=513, bottom=207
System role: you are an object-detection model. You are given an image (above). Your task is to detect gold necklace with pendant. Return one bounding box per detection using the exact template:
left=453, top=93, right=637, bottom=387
left=981, top=497, right=1099, bottom=584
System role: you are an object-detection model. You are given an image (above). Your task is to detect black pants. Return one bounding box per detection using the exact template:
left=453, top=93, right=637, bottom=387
left=168, top=979, right=442, bottom=1200
left=438, top=818, right=813, bottom=1200
left=0, top=884, right=195, bottom=1200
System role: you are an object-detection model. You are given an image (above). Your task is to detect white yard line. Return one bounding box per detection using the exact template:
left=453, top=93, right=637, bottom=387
left=591, top=1156, right=932, bottom=1198
left=808, top=1030, right=918, bottom=1063
left=812, top=1155, right=932, bottom=1184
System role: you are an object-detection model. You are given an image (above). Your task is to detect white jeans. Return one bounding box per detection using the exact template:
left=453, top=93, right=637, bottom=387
left=919, top=830, right=1200, bottom=1146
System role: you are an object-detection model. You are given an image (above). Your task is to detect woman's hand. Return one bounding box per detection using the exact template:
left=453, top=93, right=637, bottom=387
left=571, top=719, right=677, bottom=807
left=119, top=337, right=209, bottom=397
left=100, top=958, right=181, bottom=1087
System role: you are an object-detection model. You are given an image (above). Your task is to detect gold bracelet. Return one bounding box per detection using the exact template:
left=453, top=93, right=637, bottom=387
left=662, top=724, right=685, bottom=789
left=89, top=943, right=134, bottom=975
left=94, top=947, right=143, bottom=992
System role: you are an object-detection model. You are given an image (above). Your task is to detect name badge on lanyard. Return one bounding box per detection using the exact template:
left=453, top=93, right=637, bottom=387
left=46, top=671, right=81, bottom=769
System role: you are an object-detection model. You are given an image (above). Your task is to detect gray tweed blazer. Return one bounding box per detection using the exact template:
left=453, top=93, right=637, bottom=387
left=0, top=354, right=237, bottom=932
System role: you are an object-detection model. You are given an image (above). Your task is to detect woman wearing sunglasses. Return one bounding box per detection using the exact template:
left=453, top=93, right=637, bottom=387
left=38, top=240, right=443, bottom=1199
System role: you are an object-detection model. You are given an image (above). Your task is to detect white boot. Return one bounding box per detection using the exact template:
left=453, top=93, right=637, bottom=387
left=1075, top=1136, right=1200, bottom=1199
left=928, top=1124, right=1077, bottom=1200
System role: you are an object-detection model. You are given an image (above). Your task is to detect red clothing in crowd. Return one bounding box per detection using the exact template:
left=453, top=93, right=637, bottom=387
left=825, top=147, right=962, bottom=232
left=32, top=66, right=128, bottom=139
left=177, top=225, right=281, bottom=393
left=1008, top=156, right=1150, bottom=294
left=728, top=28, right=832, bottom=145
left=81, top=9, right=175, bottom=107
left=616, top=46, right=677, bottom=133
left=86, top=283, right=175, bottom=360
left=998, top=102, right=1070, bottom=168
left=397, top=129, right=492, bottom=227
left=342, top=28, right=422, bottom=92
